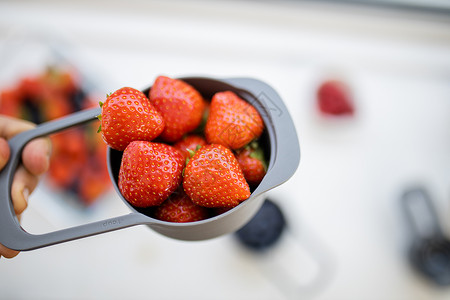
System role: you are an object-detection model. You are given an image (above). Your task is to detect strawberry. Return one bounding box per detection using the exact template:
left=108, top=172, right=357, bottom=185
left=43, top=93, right=72, bottom=120
left=183, top=144, right=250, bottom=208
left=149, top=76, right=205, bottom=142
left=205, top=91, right=263, bottom=150
left=236, top=142, right=267, bottom=187
left=118, top=141, right=184, bottom=208
left=0, top=88, right=23, bottom=117
left=48, top=129, right=87, bottom=189
left=173, top=134, right=207, bottom=160
left=317, top=80, right=354, bottom=116
left=99, top=87, right=165, bottom=151
left=78, top=155, right=110, bottom=205
left=154, top=190, right=210, bottom=223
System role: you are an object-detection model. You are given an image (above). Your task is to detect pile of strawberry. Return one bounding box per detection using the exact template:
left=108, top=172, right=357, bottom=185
left=99, top=76, right=267, bottom=223
left=0, top=66, right=110, bottom=205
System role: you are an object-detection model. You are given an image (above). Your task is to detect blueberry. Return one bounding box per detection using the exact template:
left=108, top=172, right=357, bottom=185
left=235, top=199, right=286, bottom=251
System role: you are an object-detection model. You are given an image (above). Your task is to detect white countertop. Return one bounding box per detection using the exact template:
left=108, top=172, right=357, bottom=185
left=1, top=1, right=450, bottom=299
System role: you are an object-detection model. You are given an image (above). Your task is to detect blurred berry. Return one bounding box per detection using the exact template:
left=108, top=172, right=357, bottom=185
left=317, top=80, right=354, bottom=116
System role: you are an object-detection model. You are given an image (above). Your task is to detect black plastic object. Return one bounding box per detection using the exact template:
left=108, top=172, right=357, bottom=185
left=0, top=77, right=300, bottom=251
left=236, top=199, right=286, bottom=251
left=401, top=187, right=450, bottom=286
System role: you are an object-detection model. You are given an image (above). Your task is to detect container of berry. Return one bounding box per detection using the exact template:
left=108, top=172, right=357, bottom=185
left=0, top=75, right=300, bottom=251
left=0, top=31, right=112, bottom=208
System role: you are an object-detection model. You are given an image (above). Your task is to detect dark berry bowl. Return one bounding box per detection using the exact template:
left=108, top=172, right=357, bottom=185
left=0, top=77, right=300, bottom=250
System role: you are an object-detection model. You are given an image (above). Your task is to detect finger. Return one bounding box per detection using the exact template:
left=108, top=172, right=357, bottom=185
left=0, top=137, right=10, bottom=171
left=11, top=166, right=37, bottom=216
left=0, top=243, right=19, bottom=259
left=22, top=137, right=52, bottom=176
left=0, top=115, right=35, bottom=140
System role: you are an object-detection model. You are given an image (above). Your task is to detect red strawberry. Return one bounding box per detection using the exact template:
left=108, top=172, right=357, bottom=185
left=183, top=144, right=250, bottom=208
left=236, top=143, right=267, bottom=187
left=78, top=155, right=110, bottom=206
left=99, top=87, right=165, bottom=151
left=0, top=88, right=23, bottom=117
left=118, top=141, right=184, bottom=208
left=154, top=190, right=210, bottom=223
left=43, top=93, right=72, bottom=120
left=149, top=76, right=205, bottom=142
left=18, top=76, right=44, bottom=101
left=205, top=91, right=264, bottom=150
left=317, top=80, right=354, bottom=116
left=48, top=130, right=87, bottom=189
left=173, top=134, right=207, bottom=160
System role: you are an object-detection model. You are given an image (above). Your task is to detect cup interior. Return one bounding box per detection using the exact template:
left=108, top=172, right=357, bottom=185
left=107, top=77, right=273, bottom=222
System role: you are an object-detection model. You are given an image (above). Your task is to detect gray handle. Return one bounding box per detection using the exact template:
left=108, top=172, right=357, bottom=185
left=222, top=78, right=301, bottom=196
left=0, top=108, right=150, bottom=251
left=401, top=187, right=444, bottom=241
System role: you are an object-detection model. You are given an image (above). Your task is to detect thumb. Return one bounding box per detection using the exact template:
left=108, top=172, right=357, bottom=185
left=0, top=137, right=10, bottom=171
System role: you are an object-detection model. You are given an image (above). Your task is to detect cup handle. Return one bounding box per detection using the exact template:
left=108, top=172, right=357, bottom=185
left=401, top=186, right=444, bottom=241
left=223, top=78, right=301, bottom=195
left=0, top=108, right=150, bottom=251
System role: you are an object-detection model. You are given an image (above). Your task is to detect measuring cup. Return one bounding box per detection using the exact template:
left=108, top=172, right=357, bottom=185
left=0, top=77, right=300, bottom=251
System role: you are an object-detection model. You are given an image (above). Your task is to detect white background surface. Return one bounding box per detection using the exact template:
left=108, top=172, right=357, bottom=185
left=1, top=0, right=450, bottom=299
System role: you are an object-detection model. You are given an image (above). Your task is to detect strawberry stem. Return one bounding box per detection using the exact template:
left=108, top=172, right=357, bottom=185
left=184, top=145, right=202, bottom=166
left=187, top=148, right=196, bottom=158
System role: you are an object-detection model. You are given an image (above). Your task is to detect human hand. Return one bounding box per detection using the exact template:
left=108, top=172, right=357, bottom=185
left=0, top=115, right=51, bottom=259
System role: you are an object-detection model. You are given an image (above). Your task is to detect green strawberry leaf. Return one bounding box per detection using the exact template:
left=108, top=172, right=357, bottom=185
left=97, top=101, right=103, bottom=124
left=248, top=141, right=267, bottom=171
left=185, top=145, right=202, bottom=166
